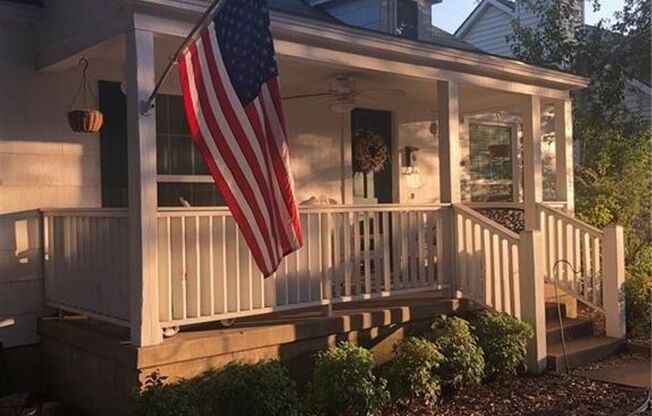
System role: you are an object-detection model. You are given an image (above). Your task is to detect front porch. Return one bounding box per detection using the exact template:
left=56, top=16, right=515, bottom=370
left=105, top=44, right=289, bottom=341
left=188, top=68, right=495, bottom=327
left=1, top=0, right=627, bottom=412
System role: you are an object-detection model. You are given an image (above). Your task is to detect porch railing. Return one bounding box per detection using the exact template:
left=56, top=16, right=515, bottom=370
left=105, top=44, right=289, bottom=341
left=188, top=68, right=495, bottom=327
left=453, top=204, right=522, bottom=319
left=156, top=205, right=447, bottom=328
left=537, top=203, right=604, bottom=310
left=42, top=209, right=130, bottom=326
left=41, top=205, right=448, bottom=331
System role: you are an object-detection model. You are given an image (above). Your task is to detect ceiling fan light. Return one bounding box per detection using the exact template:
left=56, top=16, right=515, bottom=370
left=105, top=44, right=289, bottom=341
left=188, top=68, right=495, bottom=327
left=330, top=101, right=356, bottom=113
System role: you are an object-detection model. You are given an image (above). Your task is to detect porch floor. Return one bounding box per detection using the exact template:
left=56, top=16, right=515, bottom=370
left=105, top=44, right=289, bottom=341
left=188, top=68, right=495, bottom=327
left=38, top=290, right=464, bottom=416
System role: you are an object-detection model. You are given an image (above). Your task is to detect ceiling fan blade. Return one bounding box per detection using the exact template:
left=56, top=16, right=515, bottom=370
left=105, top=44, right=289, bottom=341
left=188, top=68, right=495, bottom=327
left=356, top=94, right=380, bottom=104
left=359, top=88, right=406, bottom=96
left=308, top=96, right=337, bottom=106
left=282, top=92, right=330, bottom=101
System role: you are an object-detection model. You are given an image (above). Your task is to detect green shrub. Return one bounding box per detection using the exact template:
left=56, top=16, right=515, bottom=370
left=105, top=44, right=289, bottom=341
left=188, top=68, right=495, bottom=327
left=471, top=310, right=533, bottom=378
left=383, top=337, right=443, bottom=406
left=425, top=316, right=484, bottom=391
left=134, top=372, right=206, bottom=416
left=207, top=360, right=298, bottom=416
left=304, top=342, right=390, bottom=416
left=624, top=272, right=652, bottom=336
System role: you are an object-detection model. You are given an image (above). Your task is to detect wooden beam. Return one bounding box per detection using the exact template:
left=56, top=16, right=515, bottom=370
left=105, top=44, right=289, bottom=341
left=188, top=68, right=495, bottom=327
left=437, top=81, right=461, bottom=294
left=555, top=99, right=574, bottom=212
left=603, top=224, right=626, bottom=338
left=522, top=95, right=543, bottom=230
left=519, top=230, right=547, bottom=372
left=126, top=29, right=162, bottom=347
left=273, top=40, right=570, bottom=100
left=438, top=80, right=461, bottom=204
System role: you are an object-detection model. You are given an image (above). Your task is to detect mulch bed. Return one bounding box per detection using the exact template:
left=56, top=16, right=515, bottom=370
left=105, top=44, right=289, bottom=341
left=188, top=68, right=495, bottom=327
left=387, top=373, right=647, bottom=416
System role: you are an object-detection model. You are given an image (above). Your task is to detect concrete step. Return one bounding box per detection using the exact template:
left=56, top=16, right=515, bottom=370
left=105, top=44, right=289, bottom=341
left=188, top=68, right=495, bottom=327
left=546, top=318, right=594, bottom=344
left=545, top=302, right=567, bottom=321
left=547, top=336, right=624, bottom=372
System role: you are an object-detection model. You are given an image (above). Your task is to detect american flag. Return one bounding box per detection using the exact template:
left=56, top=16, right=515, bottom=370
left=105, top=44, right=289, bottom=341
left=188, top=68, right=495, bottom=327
left=177, top=0, right=303, bottom=277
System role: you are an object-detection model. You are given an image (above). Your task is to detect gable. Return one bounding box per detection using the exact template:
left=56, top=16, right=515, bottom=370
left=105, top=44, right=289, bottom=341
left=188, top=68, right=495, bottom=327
left=458, top=1, right=515, bottom=57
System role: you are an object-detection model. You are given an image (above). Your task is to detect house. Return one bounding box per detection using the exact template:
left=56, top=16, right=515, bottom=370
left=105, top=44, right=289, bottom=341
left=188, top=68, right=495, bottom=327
left=0, top=0, right=626, bottom=414
left=454, top=0, right=652, bottom=123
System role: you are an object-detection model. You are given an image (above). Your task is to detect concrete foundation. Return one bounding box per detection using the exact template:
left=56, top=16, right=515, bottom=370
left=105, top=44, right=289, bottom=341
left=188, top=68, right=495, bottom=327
left=39, top=292, right=462, bottom=416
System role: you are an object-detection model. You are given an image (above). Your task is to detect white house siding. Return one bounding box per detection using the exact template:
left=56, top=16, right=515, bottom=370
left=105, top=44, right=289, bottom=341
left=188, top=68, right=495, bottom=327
left=0, top=15, right=103, bottom=347
left=460, top=5, right=515, bottom=57
left=320, top=0, right=382, bottom=30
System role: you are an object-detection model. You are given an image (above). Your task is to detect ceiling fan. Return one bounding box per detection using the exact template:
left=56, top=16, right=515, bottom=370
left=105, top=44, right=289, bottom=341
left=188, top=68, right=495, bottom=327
left=282, top=74, right=405, bottom=113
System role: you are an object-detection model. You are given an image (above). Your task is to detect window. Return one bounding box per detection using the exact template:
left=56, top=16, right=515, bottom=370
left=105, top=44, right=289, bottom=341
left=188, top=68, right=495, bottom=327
left=98, top=82, right=224, bottom=208
left=396, top=0, right=418, bottom=39
left=467, top=123, right=515, bottom=202
left=156, top=94, right=224, bottom=207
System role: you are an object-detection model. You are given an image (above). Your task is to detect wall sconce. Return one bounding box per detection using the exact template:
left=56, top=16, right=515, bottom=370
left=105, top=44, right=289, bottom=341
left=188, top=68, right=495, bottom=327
left=404, top=145, right=420, bottom=168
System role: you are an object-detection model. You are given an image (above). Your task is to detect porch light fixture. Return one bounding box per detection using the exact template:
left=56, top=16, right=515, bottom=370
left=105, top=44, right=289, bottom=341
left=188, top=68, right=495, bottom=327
left=429, top=110, right=438, bottom=135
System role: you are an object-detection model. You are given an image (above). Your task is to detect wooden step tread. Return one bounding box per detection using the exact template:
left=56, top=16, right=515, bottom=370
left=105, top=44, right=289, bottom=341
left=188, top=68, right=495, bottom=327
left=546, top=317, right=594, bottom=344
left=547, top=336, right=624, bottom=372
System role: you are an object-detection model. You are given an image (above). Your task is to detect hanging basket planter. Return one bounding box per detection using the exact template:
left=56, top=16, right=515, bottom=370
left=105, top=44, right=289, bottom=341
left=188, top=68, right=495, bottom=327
left=67, top=57, right=104, bottom=134
left=352, top=132, right=390, bottom=174
left=67, top=109, right=104, bottom=133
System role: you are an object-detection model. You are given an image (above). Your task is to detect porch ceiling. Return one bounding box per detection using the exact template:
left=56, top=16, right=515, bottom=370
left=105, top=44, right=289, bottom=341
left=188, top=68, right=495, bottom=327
left=56, top=30, right=527, bottom=117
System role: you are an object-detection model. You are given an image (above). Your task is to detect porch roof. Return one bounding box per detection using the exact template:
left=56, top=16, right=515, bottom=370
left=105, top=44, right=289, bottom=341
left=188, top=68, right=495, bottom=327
left=34, top=0, right=589, bottom=93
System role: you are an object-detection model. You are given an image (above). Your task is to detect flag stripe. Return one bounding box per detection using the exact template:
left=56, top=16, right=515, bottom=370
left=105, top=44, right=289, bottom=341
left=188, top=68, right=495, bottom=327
left=204, top=25, right=297, bottom=250
left=177, top=0, right=303, bottom=276
left=192, top=37, right=280, bottom=262
left=183, top=51, right=274, bottom=272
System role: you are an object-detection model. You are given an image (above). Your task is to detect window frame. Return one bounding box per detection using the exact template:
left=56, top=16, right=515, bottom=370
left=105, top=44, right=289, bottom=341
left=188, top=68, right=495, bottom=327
left=466, top=121, right=521, bottom=203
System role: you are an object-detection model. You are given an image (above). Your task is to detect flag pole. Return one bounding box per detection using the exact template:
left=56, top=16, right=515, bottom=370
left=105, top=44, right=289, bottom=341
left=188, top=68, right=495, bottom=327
left=140, top=0, right=228, bottom=115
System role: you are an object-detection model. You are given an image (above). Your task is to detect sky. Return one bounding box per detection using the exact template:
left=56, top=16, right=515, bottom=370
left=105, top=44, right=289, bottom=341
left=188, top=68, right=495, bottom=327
left=432, top=0, right=627, bottom=34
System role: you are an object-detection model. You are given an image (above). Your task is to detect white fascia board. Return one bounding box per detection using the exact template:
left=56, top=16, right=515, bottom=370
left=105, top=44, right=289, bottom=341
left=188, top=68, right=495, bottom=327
left=269, top=11, right=587, bottom=90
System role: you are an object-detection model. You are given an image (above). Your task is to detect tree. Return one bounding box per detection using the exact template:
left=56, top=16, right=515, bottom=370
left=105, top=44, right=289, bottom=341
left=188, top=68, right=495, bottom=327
left=508, top=0, right=651, bottom=276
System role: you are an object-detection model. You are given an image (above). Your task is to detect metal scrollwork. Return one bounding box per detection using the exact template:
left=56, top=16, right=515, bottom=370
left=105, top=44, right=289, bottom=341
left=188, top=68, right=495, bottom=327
left=475, top=208, right=525, bottom=233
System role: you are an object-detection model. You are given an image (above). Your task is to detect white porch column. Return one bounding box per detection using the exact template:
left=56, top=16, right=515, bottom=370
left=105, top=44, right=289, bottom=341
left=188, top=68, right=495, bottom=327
left=519, top=230, right=547, bottom=372
left=554, top=99, right=574, bottom=213
left=603, top=224, right=626, bottom=338
left=437, top=80, right=461, bottom=204
left=522, top=95, right=543, bottom=230
left=437, top=80, right=461, bottom=292
left=126, top=29, right=161, bottom=346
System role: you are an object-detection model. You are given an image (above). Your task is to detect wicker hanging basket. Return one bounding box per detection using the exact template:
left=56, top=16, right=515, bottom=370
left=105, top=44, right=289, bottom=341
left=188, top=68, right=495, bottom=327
left=67, top=57, right=104, bottom=133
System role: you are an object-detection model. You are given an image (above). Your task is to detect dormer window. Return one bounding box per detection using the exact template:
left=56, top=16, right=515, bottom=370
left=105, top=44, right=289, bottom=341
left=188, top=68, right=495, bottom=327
left=396, top=0, right=418, bottom=39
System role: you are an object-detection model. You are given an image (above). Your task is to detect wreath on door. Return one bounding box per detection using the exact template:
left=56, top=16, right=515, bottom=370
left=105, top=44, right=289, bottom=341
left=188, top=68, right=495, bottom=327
left=352, top=132, right=390, bottom=174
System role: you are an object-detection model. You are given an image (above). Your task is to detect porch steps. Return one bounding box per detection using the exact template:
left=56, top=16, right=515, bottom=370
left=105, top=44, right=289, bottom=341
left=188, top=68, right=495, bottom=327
left=545, top=302, right=623, bottom=372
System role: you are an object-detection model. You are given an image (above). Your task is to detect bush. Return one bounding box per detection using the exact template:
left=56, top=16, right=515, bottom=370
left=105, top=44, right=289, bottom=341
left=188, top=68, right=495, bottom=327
left=304, top=342, right=390, bottom=416
left=134, top=372, right=206, bottom=416
left=424, top=316, right=484, bottom=391
left=624, top=273, right=652, bottom=336
left=207, top=360, right=299, bottom=416
left=471, top=310, right=533, bottom=378
left=383, top=337, right=443, bottom=406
